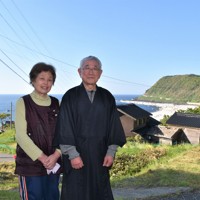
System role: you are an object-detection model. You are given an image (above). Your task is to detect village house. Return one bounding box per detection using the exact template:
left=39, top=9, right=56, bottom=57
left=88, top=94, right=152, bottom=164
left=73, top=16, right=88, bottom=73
left=117, top=104, right=160, bottom=137
left=117, top=104, right=200, bottom=145
left=145, top=112, right=200, bottom=145
left=165, top=112, right=200, bottom=144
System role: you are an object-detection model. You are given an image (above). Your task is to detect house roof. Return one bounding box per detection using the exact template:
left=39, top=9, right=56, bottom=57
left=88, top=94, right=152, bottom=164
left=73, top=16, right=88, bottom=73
left=166, top=112, right=200, bottom=128
left=135, top=125, right=178, bottom=138
left=117, top=103, right=152, bottom=119
left=148, top=117, right=161, bottom=126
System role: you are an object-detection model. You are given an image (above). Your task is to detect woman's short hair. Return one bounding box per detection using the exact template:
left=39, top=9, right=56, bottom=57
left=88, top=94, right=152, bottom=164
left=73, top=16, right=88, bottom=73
left=29, top=62, right=56, bottom=85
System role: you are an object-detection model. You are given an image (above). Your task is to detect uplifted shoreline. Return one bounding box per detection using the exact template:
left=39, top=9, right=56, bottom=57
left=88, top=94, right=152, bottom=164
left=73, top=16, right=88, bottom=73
left=120, top=100, right=199, bottom=121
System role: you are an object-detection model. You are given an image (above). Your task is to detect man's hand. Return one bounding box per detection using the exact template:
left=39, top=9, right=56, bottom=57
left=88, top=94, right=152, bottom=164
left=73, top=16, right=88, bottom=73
left=71, top=156, right=84, bottom=169
left=103, top=155, right=114, bottom=167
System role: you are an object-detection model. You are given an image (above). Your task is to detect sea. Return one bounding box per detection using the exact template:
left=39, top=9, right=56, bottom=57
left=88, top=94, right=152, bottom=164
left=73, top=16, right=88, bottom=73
left=0, top=94, right=159, bottom=126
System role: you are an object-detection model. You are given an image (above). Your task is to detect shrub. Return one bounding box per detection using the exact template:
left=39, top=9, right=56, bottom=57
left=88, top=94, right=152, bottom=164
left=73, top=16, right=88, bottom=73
left=110, top=146, right=167, bottom=179
left=126, top=135, right=145, bottom=143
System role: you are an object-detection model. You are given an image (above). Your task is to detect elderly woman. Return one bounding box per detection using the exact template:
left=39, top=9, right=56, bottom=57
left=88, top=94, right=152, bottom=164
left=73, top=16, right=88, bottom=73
left=15, top=62, right=61, bottom=200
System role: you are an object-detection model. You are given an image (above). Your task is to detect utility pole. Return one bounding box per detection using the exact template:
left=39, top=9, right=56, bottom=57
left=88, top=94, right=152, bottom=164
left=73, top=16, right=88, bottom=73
left=10, top=102, right=12, bottom=129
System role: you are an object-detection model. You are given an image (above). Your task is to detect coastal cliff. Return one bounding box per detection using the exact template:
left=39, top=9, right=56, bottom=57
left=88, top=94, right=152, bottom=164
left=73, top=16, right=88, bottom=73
left=137, top=74, right=200, bottom=104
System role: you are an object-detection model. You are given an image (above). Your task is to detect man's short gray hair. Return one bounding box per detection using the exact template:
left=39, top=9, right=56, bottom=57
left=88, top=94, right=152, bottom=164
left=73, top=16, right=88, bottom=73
left=80, top=56, right=102, bottom=69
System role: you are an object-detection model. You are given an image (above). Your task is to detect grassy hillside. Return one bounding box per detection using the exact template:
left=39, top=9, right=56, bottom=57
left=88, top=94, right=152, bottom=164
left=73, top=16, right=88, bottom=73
left=137, top=74, right=200, bottom=103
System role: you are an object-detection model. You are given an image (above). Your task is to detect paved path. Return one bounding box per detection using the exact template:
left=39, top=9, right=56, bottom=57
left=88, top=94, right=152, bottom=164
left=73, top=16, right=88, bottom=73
left=112, top=187, right=191, bottom=199
left=0, top=153, right=14, bottom=162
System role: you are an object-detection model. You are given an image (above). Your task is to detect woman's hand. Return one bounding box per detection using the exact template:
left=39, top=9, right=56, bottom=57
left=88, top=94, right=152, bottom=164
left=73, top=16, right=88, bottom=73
left=44, top=150, right=61, bottom=170
left=38, top=153, right=48, bottom=166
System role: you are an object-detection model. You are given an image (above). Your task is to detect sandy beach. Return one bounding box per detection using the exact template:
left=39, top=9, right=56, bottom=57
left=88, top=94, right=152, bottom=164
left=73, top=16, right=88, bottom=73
left=121, top=100, right=199, bottom=121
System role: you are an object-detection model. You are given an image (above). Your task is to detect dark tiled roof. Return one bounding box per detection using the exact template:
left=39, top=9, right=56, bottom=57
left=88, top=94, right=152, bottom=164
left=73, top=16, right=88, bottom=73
left=166, top=112, right=200, bottom=128
left=117, top=103, right=152, bottom=119
left=148, top=117, right=161, bottom=126
left=133, top=124, right=163, bottom=135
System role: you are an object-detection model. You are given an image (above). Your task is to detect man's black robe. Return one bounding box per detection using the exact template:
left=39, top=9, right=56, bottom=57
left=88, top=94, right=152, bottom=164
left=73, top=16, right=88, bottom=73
left=55, top=84, right=126, bottom=200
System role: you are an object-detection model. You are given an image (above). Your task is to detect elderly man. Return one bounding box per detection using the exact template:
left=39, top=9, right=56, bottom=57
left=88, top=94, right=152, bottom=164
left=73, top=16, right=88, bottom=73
left=55, top=55, right=126, bottom=200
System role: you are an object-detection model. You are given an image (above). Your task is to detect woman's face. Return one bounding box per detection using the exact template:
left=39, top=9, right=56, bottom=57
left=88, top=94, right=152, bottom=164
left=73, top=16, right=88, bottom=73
left=32, top=71, right=54, bottom=96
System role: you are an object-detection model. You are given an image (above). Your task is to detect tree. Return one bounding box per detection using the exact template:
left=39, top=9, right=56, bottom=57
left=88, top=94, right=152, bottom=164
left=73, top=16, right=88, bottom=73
left=0, top=113, right=11, bottom=131
left=179, top=106, right=200, bottom=114
left=160, top=114, right=170, bottom=126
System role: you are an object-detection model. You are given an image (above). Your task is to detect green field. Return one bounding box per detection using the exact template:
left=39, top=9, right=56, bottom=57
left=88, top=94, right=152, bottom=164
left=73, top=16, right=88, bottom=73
left=1, top=129, right=200, bottom=199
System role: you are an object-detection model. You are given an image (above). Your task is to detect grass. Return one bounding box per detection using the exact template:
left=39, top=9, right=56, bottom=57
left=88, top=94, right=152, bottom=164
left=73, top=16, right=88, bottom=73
left=0, top=129, right=16, bottom=154
left=1, top=129, right=200, bottom=199
left=0, top=190, right=20, bottom=200
left=111, top=144, right=200, bottom=189
left=0, top=129, right=19, bottom=199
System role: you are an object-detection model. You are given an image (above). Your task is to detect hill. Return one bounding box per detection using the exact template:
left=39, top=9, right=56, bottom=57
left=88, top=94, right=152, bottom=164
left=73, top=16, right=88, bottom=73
left=137, top=74, right=200, bottom=104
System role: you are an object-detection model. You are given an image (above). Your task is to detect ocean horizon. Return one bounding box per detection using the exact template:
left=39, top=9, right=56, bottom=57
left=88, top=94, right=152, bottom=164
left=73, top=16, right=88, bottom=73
left=0, top=94, right=159, bottom=125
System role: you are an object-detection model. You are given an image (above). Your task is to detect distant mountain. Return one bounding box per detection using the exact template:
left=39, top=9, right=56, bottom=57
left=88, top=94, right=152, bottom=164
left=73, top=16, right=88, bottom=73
left=137, top=74, right=200, bottom=104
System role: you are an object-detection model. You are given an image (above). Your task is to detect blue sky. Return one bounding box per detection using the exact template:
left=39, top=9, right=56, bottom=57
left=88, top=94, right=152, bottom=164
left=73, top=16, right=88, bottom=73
left=0, top=0, right=200, bottom=95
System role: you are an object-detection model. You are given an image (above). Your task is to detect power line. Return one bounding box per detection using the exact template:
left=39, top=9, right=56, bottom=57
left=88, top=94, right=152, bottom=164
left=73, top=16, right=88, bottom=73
left=0, top=49, right=29, bottom=77
left=0, top=33, right=152, bottom=88
left=0, top=33, right=77, bottom=68
left=102, top=75, right=151, bottom=87
left=0, top=58, right=30, bottom=84
left=0, top=0, right=45, bottom=55
left=11, top=0, right=52, bottom=56
left=0, top=9, right=42, bottom=61
left=0, top=1, right=151, bottom=90
left=0, top=12, right=28, bottom=47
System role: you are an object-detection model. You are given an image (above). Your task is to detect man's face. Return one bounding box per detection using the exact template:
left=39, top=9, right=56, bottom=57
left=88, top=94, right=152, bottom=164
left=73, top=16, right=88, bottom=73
left=78, top=59, right=102, bottom=86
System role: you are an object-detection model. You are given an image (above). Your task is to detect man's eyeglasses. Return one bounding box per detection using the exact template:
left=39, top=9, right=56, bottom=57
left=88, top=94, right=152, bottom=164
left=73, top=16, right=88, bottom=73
left=82, top=66, right=101, bottom=73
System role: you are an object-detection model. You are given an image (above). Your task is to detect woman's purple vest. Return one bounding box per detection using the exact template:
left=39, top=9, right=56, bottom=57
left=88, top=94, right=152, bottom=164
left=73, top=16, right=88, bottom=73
left=15, top=95, right=61, bottom=176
